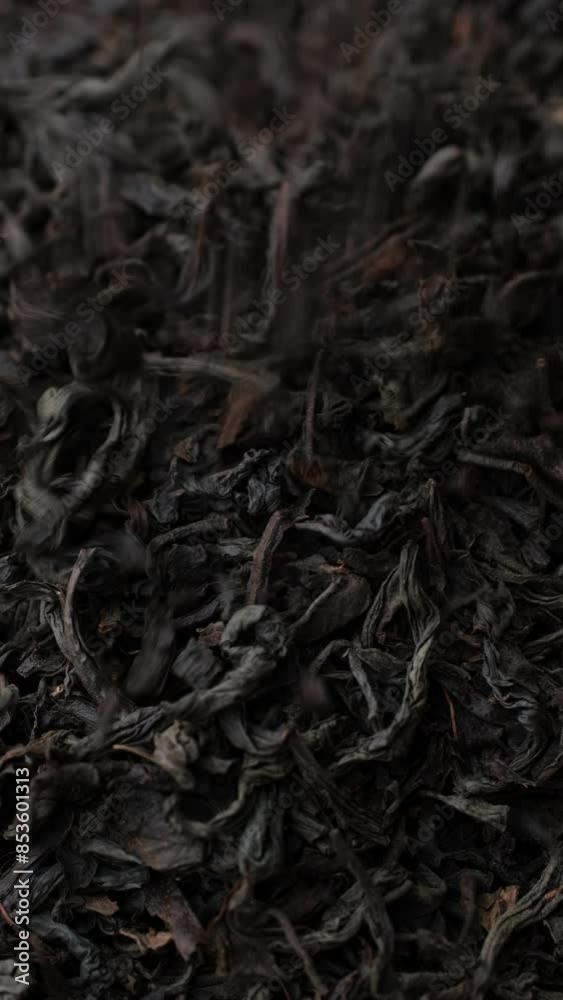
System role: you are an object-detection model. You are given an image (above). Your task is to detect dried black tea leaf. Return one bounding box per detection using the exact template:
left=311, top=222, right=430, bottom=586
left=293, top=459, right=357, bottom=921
left=2, top=3, right=563, bottom=999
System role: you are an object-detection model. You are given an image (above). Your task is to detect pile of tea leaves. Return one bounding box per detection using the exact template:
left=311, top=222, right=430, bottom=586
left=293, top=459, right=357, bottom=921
left=3, top=1, right=563, bottom=998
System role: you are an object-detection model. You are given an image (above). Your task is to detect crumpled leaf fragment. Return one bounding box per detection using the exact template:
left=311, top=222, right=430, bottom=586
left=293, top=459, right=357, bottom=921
left=478, top=886, right=519, bottom=931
